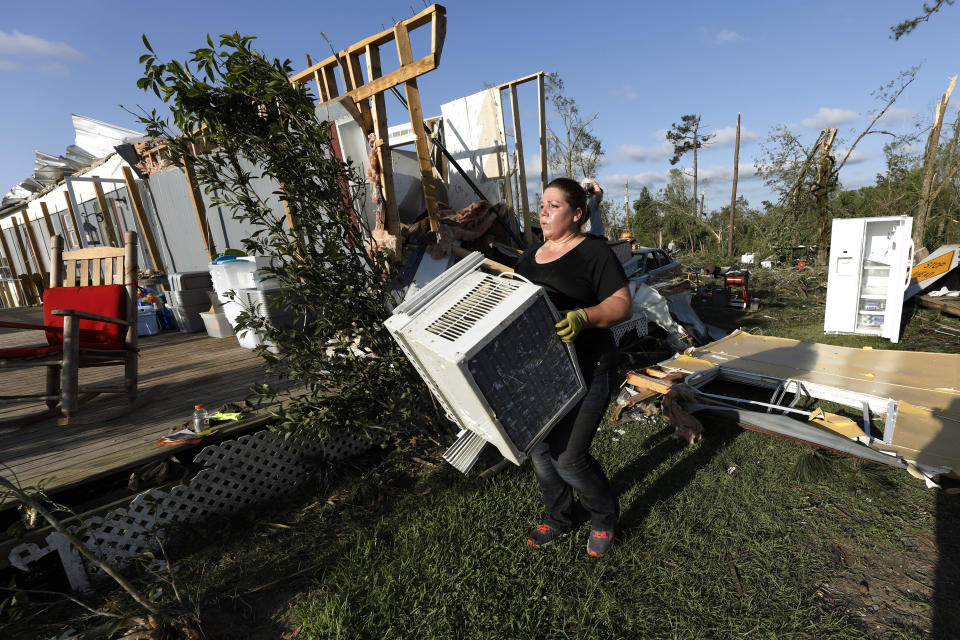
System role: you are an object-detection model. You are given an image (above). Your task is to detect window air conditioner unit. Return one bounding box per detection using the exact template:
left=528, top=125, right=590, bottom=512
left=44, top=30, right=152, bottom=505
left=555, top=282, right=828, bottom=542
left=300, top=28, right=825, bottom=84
left=384, top=252, right=586, bottom=473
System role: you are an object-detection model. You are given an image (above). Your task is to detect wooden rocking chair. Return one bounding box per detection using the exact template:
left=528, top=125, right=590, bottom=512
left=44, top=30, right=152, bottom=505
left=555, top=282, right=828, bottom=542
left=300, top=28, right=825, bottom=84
left=0, top=231, right=142, bottom=426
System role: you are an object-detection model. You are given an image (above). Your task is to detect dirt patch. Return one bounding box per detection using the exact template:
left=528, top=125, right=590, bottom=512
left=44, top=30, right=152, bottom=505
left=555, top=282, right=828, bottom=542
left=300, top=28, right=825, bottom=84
left=813, top=533, right=949, bottom=638
left=200, top=586, right=303, bottom=640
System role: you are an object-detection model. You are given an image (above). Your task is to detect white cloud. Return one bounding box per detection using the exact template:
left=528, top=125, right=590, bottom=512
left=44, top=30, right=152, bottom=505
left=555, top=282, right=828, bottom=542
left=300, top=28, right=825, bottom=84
left=37, top=61, right=68, bottom=75
left=877, top=107, right=912, bottom=124
left=697, top=164, right=763, bottom=184
left=801, top=107, right=860, bottom=129
left=619, top=140, right=674, bottom=162
left=698, top=27, right=744, bottom=45
left=711, top=125, right=758, bottom=147
left=833, top=149, right=868, bottom=165
left=612, top=85, right=641, bottom=100
left=714, top=29, right=742, bottom=45
left=0, top=59, right=18, bottom=71
left=599, top=172, right=667, bottom=190
left=0, top=30, right=83, bottom=59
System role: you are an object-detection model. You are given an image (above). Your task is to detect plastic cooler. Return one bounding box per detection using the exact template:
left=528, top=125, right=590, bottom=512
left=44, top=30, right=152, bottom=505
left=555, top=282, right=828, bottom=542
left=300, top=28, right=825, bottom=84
left=137, top=304, right=160, bottom=336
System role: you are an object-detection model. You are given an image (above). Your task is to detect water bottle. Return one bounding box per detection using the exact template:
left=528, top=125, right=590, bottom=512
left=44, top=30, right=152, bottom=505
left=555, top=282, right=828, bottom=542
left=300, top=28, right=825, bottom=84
left=192, top=404, right=209, bottom=434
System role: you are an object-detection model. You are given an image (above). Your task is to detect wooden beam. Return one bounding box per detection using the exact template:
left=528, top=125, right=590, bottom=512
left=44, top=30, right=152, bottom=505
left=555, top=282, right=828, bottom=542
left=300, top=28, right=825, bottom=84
left=20, top=214, right=46, bottom=274
left=305, top=54, right=327, bottom=103
left=10, top=218, right=39, bottom=304
left=39, top=202, right=56, bottom=240
left=496, top=71, right=545, bottom=91
left=122, top=166, right=164, bottom=274
left=63, top=190, right=82, bottom=249
left=509, top=84, right=531, bottom=246
left=394, top=21, right=440, bottom=233
left=626, top=371, right=677, bottom=395
left=309, top=56, right=436, bottom=107
left=10, top=218, right=33, bottom=273
left=537, top=72, right=548, bottom=195
left=290, top=6, right=445, bottom=111
left=0, top=227, right=22, bottom=306
left=182, top=158, right=216, bottom=261
left=288, top=4, right=443, bottom=85
left=344, top=52, right=373, bottom=133
left=92, top=179, right=120, bottom=247
left=365, top=43, right=402, bottom=254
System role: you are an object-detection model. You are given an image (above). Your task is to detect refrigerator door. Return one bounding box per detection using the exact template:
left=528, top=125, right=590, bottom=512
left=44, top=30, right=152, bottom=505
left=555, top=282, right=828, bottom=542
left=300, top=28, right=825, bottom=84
left=879, top=218, right=913, bottom=342
left=853, top=217, right=913, bottom=342
left=824, top=218, right=865, bottom=334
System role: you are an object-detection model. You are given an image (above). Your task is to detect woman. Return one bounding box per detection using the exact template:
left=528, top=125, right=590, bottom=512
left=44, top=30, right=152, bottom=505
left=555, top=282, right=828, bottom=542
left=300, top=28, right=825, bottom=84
left=516, top=177, right=631, bottom=558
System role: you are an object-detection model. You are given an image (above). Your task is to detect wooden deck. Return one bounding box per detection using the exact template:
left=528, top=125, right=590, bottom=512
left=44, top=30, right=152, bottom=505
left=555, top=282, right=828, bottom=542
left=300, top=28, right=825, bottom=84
left=0, top=307, right=289, bottom=510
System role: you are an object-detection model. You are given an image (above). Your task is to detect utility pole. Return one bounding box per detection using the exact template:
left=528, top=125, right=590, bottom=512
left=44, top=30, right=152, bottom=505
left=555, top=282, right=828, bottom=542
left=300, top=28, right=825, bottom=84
left=621, top=181, right=632, bottom=241
left=728, top=112, right=741, bottom=257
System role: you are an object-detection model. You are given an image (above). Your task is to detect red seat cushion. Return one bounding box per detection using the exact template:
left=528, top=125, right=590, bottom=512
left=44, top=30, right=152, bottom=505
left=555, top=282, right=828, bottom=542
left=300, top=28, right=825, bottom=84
left=43, top=285, right=128, bottom=350
left=0, top=345, right=63, bottom=359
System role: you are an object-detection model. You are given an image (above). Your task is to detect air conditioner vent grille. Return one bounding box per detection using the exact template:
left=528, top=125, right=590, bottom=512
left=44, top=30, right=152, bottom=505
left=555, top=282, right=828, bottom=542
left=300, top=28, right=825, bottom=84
left=425, top=276, right=521, bottom=341
left=468, top=296, right=581, bottom=451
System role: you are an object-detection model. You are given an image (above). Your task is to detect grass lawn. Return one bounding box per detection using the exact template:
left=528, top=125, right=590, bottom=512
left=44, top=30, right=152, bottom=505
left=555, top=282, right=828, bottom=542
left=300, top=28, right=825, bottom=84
left=5, top=265, right=959, bottom=639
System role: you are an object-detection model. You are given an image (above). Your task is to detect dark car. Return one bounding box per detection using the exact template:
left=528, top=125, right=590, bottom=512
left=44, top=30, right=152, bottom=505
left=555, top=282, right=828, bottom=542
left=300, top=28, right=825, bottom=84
left=623, top=247, right=681, bottom=283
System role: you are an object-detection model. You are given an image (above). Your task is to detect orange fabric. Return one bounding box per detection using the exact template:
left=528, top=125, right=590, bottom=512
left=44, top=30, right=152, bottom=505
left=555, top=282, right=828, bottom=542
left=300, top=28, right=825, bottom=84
left=43, top=285, right=127, bottom=350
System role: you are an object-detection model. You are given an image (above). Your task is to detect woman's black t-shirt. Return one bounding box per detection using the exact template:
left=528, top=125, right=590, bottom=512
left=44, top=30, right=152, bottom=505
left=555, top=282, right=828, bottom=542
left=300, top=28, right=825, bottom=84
left=515, top=237, right=628, bottom=377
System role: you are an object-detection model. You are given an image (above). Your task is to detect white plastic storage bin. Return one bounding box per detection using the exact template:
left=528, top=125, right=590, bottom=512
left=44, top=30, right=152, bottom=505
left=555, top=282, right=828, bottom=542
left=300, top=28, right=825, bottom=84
left=234, top=288, right=294, bottom=326
left=169, top=271, right=213, bottom=291
left=169, top=304, right=208, bottom=333
left=166, top=289, right=211, bottom=307
left=220, top=290, right=291, bottom=351
left=200, top=311, right=234, bottom=338
left=137, top=305, right=160, bottom=336
left=209, top=256, right=278, bottom=302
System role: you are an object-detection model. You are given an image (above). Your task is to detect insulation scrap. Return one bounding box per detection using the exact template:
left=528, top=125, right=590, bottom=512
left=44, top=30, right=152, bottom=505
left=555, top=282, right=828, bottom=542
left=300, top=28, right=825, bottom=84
left=366, top=133, right=384, bottom=228
left=427, top=200, right=499, bottom=259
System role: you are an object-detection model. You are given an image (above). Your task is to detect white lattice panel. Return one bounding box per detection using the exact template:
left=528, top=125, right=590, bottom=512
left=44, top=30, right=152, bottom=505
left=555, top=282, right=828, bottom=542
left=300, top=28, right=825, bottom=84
left=8, top=428, right=377, bottom=590
left=612, top=312, right=649, bottom=345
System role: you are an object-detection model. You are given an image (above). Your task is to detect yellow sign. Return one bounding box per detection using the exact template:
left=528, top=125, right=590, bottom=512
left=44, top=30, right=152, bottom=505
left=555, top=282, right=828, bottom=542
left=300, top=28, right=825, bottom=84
left=910, top=249, right=957, bottom=284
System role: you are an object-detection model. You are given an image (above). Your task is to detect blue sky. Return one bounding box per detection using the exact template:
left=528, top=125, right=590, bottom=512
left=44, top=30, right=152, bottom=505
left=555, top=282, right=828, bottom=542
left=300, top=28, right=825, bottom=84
left=2, top=0, right=958, bottom=217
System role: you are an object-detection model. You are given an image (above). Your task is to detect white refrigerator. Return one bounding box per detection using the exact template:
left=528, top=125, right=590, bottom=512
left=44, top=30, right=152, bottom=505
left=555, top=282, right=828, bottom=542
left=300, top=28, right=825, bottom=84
left=823, top=216, right=914, bottom=343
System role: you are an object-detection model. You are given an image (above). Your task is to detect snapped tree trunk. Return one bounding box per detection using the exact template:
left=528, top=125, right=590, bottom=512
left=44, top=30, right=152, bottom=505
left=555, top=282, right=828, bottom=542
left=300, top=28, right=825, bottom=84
left=814, top=128, right=837, bottom=264
left=915, top=75, right=957, bottom=249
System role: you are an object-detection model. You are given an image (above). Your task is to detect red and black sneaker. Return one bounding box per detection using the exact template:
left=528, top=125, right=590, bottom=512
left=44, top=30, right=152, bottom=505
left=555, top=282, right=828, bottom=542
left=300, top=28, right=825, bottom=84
left=586, top=529, right=614, bottom=557
left=526, top=523, right=568, bottom=549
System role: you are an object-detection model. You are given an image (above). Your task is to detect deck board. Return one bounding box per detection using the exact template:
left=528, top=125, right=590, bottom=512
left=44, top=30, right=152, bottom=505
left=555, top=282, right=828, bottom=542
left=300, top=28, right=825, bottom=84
left=0, top=308, right=295, bottom=510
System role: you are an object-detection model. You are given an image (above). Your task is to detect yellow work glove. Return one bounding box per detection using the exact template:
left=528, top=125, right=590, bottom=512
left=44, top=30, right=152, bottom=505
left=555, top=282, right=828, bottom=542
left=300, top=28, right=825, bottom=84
left=555, top=308, right=589, bottom=343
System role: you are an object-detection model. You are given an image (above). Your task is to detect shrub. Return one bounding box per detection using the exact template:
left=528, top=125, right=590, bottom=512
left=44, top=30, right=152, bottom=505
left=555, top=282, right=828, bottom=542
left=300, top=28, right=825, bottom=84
left=135, top=33, right=437, bottom=440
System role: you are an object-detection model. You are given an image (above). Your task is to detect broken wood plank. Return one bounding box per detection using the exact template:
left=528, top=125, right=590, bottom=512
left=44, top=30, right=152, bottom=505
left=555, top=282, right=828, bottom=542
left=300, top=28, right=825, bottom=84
left=626, top=371, right=678, bottom=394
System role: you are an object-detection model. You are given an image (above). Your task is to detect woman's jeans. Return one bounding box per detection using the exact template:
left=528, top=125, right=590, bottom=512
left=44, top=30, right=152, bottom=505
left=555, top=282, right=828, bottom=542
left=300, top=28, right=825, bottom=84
left=529, top=366, right=618, bottom=531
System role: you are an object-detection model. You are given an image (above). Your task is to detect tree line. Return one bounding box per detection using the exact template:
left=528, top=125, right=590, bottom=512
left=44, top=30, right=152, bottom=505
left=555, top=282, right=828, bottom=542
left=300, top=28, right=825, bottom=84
left=545, top=68, right=960, bottom=263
